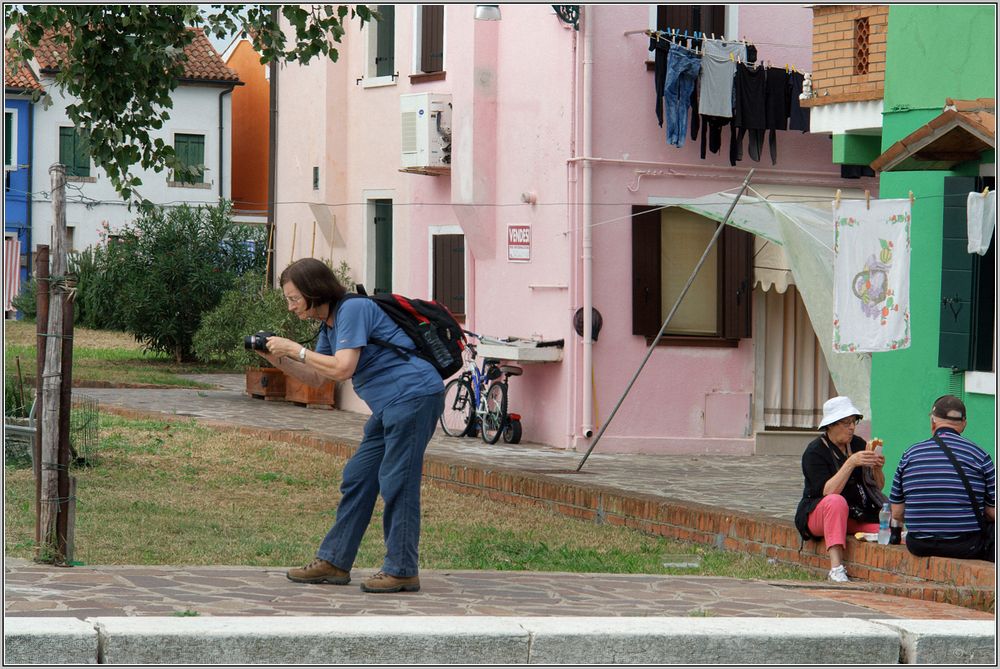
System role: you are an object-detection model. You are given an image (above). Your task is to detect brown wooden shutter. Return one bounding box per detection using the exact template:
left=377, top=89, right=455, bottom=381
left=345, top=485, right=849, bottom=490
left=721, top=225, right=753, bottom=339
left=656, top=5, right=725, bottom=36
left=433, top=234, right=464, bottom=316
left=420, top=6, right=444, bottom=73
left=632, top=205, right=662, bottom=336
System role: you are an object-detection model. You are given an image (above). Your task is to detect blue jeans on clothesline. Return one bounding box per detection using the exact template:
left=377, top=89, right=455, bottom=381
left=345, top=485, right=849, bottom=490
left=664, top=44, right=701, bottom=148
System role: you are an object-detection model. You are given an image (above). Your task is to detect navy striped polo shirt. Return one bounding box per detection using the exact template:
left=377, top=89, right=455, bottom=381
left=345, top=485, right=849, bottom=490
left=889, top=427, right=996, bottom=538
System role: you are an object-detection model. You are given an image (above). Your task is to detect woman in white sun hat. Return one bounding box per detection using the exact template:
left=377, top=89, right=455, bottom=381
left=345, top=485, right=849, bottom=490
left=793, top=396, right=887, bottom=582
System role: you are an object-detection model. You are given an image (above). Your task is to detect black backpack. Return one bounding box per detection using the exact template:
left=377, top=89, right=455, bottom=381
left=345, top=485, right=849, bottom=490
left=340, top=293, right=466, bottom=378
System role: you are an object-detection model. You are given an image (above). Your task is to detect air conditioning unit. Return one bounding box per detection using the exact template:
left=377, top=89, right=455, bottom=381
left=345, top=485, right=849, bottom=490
left=400, top=93, right=452, bottom=174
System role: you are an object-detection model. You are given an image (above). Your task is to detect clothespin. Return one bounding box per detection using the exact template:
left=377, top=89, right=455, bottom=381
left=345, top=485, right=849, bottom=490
left=729, top=51, right=735, bottom=62
left=909, top=191, right=914, bottom=205
left=785, top=63, right=790, bottom=73
left=865, top=190, right=871, bottom=210
left=835, top=189, right=842, bottom=209
left=983, top=187, right=991, bottom=198
left=711, top=33, right=716, bottom=41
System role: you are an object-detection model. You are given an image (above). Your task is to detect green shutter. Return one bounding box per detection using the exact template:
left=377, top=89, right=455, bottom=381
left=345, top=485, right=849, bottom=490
left=74, top=131, right=90, bottom=176
left=174, top=134, right=205, bottom=183
left=376, top=5, right=395, bottom=77
left=938, top=176, right=978, bottom=370
left=374, top=200, right=393, bottom=294
left=59, top=127, right=74, bottom=170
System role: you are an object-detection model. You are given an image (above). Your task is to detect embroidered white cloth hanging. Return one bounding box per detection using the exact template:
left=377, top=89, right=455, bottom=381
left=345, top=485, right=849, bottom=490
left=832, top=199, right=911, bottom=353
left=967, top=189, right=996, bottom=255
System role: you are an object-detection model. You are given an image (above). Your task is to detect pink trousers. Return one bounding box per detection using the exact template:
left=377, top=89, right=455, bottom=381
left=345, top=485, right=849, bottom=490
left=806, top=494, right=879, bottom=550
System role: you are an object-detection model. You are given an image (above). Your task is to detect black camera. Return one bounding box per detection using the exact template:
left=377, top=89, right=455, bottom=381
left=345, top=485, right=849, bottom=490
left=244, top=331, right=276, bottom=352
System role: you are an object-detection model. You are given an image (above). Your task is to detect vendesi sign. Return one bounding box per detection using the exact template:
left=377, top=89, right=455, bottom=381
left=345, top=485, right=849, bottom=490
left=507, top=224, right=531, bottom=262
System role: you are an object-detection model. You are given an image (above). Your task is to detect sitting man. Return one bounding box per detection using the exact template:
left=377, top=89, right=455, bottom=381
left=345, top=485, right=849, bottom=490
left=889, top=395, right=996, bottom=562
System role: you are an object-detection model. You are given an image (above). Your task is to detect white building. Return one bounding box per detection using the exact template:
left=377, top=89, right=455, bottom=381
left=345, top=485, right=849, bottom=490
left=27, top=28, right=241, bottom=252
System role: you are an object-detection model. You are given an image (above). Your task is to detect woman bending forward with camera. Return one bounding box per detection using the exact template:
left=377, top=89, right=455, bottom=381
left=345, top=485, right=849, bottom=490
left=256, top=258, right=444, bottom=593
left=794, top=396, right=886, bottom=583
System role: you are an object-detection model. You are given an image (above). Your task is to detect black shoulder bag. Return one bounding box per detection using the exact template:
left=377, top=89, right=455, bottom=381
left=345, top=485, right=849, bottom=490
left=932, top=434, right=995, bottom=561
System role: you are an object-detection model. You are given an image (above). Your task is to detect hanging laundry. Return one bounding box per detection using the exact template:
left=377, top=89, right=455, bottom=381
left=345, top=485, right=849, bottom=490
left=966, top=189, right=996, bottom=255
left=832, top=199, right=912, bottom=353
left=698, top=40, right=744, bottom=117
left=763, top=66, right=789, bottom=165
left=733, top=62, right=766, bottom=163
left=650, top=35, right=671, bottom=128
left=787, top=70, right=811, bottom=132
left=663, top=43, right=701, bottom=148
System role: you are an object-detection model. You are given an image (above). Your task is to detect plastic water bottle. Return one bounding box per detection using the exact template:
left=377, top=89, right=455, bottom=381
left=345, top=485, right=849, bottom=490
left=878, top=502, right=891, bottom=545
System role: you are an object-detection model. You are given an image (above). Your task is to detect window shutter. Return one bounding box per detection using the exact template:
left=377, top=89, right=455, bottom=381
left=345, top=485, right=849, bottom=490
left=632, top=205, right=662, bottom=336
left=175, top=135, right=189, bottom=181
left=190, top=135, right=205, bottom=182
left=376, top=5, right=395, bottom=77
left=73, top=131, right=89, bottom=176
left=722, top=225, right=753, bottom=339
left=421, top=5, right=444, bottom=73
left=374, top=200, right=393, bottom=295
left=938, top=176, right=978, bottom=370
left=657, top=5, right=725, bottom=35
left=59, top=127, right=74, bottom=170
left=433, top=233, right=464, bottom=316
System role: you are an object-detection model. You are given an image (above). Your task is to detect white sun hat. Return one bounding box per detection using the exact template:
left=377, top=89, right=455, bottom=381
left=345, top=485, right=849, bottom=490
left=819, top=396, right=864, bottom=428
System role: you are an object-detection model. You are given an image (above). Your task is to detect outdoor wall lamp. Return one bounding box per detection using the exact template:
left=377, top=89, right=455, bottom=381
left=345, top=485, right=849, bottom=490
left=474, top=5, right=502, bottom=21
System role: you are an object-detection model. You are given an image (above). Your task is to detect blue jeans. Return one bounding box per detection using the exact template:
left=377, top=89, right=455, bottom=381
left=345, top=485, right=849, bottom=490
left=664, top=44, right=701, bottom=147
left=317, top=391, right=444, bottom=577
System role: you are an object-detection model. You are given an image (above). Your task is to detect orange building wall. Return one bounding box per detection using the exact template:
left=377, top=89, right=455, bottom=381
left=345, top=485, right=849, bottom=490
left=226, top=40, right=269, bottom=214
left=803, top=5, right=887, bottom=107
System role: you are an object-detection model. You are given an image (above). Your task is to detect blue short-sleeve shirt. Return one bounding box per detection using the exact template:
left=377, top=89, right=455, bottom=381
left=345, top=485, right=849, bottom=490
left=315, top=297, right=443, bottom=414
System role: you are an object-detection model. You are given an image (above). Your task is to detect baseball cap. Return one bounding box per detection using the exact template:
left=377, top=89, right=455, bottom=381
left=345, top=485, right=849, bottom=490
left=932, top=395, right=967, bottom=421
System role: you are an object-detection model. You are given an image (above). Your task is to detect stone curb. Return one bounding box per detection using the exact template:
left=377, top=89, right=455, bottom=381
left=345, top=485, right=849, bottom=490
left=4, top=616, right=995, bottom=665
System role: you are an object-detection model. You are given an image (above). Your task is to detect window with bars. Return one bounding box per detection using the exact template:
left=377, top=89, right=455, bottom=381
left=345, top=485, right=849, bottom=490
left=173, top=133, right=205, bottom=184
left=854, top=17, right=870, bottom=75
left=58, top=126, right=90, bottom=177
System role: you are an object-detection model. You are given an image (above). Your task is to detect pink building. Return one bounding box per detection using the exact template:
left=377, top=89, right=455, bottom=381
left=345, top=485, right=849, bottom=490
left=273, top=5, right=877, bottom=455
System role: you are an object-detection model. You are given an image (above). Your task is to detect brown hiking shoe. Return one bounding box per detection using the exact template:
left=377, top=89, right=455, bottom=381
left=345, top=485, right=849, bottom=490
left=286, top=558, right=351, bottom=585
left=360, top=570, right=421, bottom=593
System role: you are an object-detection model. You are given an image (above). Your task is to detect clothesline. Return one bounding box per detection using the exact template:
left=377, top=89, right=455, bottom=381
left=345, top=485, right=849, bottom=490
left=639, top=28, right=808, bottom=73
left=625, top=27, right=812, bottom=49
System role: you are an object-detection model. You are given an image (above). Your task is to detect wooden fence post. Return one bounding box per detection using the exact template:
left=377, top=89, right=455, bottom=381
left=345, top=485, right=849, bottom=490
left=33, top=245, right=49, bottom=545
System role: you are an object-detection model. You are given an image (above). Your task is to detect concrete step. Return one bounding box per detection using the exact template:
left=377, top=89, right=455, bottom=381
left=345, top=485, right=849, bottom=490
left=5, top=616, right=995, bottom=665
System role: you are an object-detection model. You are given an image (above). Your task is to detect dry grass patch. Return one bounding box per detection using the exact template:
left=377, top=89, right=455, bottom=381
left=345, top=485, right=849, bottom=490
left=4, top=320, right=144, bottom=350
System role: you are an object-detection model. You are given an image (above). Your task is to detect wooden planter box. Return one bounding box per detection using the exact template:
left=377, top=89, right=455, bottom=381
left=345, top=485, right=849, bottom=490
left=246, top=367, right=286, bottom=401
left=284, top=375, right=336, bottom=410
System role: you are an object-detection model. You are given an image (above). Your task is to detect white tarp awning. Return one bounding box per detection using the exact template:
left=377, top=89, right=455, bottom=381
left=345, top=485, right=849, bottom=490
left=649, top=191, right=873, bottom=416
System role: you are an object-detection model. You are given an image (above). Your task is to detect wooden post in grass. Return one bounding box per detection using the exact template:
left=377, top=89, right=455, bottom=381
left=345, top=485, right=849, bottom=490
left=57, top=243, right=77, bottom=561
left=33, top=245, right=49, bottom=545
left=38, top=164, right=68, bottom=563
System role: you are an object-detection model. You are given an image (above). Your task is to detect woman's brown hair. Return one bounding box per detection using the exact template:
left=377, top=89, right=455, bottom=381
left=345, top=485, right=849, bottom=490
left=279, top=258, right=347, bottom=310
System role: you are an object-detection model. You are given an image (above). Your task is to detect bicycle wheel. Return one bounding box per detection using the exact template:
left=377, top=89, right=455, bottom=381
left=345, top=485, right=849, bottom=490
left=440, top=378, right=475, bottom=437
left=502, top=419, right=522, bottom=444
left=480, top=382, right=508, bottom=445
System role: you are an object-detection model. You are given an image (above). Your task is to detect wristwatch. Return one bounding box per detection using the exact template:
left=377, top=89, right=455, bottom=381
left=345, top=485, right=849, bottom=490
left=298, top=347, right=307, bottom=362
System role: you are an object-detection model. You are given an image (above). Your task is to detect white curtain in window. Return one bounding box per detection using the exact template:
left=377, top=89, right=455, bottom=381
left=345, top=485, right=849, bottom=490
left=763, top=285, right=836, bottom=428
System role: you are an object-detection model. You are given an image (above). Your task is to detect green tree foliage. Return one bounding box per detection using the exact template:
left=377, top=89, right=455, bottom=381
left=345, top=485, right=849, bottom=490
left=4, top=5, right=375, bottom=203
left=192, top=272, right=317, bottom=369
left=102, top=202, right=266, bottom=362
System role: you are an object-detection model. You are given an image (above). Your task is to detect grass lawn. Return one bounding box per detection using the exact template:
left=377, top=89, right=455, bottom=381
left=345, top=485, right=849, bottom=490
left=4, top=413, right=820, bottom=580
left=4, top=320, right=231, bottom=388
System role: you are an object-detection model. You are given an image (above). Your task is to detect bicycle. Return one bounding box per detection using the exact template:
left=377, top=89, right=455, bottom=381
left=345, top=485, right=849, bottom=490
left=439, top=331, right=523, bottom=444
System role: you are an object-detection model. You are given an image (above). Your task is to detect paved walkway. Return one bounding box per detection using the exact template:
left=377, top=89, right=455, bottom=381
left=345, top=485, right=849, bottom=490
left=5, top=375, right=992, bottom=622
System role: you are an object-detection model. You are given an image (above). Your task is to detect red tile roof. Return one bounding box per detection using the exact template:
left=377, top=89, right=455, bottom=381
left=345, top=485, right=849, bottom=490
left=33, top=26, right=240, bottom=83
left=4, top=45, right=42, bottom=92
left=871, top=98, right=995, bottom=172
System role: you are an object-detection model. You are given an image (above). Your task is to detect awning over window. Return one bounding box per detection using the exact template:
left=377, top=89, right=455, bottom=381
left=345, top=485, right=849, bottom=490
left=871, top=98, right=995, bottom=172
left=649, top=191, right=872, bottom=416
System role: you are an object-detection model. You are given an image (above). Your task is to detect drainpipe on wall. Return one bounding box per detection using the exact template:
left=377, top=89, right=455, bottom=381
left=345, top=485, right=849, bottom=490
left=266, top=35, right=279, bottom=288
left=218, top=86, right=234, bottom=201
left=580, top=6, right=594, bottom=439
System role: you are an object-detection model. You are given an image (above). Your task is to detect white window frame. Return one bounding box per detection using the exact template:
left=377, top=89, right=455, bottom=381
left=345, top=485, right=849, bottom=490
left=364, top=8, right=397, bottom=88
left=362, top=189, right=395, bottom=292
left=4, top=108, right=17, bottom=171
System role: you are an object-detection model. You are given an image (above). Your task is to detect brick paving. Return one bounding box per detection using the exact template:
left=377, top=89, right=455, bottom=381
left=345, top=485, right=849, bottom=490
left=5, top=375, right=991, bottom=621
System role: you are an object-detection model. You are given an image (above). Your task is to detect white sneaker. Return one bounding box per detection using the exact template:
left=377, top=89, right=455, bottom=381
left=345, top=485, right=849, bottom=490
left=828, top=565, right=850, bottom=583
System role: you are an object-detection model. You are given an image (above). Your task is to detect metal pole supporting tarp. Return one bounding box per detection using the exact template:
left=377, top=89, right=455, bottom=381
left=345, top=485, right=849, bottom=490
left=575, top=168, right=755, bottom=472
